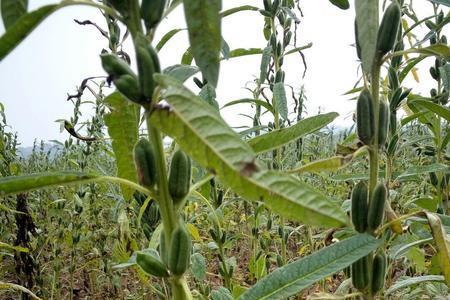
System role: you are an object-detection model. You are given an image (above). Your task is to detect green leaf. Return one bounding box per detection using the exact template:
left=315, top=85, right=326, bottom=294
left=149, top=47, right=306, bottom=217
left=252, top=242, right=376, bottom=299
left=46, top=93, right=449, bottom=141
left=427, top=0, right=450, bottom=6
left=397, top=164, right=450, bottom=180
left=385, top=275, right=445, bottom=296
left=156, top=28, right=184, bottom=52
left=248, top=113, right=338, bottom=154
left=183, top=0, right=222, bottom=87
left=1, top=0, right=27, bottom=29
left=191, top=253, right=206, bottom=281
left=329, top=0, right=350, bottom=10
left=439, top=64, right=450, bottom=90
left=151, top=74, right=347, bottom=228
left=222, top=98, right=273, bottom=114
left=260, top=46, right=272, bottom=83
left=425, top=212, right=450, bottom=285
left=355, top=0, right=378, bottom=74
left=399, top=56, right=426, bottom=83
left=104, top=93, right=139, bottom=200
left=219, top=5, right=259, bottom=18
left=163, top=64, right=199, bottom=83
left=410, top=44, right=450, bottom=59
left=0, top=172, right=98, bottom=196
left=238, top=234, right=382, bottom=300
left=413, top=99, right=450, bottom=122
left=273, top=82, right=288, bottom=120
left=289, top=156, right=353, bottom=174
left=228, top=48, right=262, bottom=59
left=0, top=4, right=58, bottom=61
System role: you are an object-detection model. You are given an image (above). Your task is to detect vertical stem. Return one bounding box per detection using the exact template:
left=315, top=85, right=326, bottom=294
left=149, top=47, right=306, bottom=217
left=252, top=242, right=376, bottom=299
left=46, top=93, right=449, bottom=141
left=145, top=115, right=193, bottom=299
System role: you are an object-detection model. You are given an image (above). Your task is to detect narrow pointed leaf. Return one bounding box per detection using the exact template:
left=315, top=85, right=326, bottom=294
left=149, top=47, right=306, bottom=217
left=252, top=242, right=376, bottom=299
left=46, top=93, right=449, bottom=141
left=0, top=172, right=98, bottom=196
left=273, top=82, right=288, bottom=120
left=425, top=212, right=450, bottom=285
left=104, top=92, right=139, bottom=200
left=1, top=0, right=28, bottom=29
left=385, top=275, right=445, bottom=296
left=151, top=75, right=347, bottom=228
left=355, top=0, right=378, bottom=74
left=238, top=234, right=382, bottom=300
left=183, top=0, right=222, bottom=87
left=248, top=113, right=338, bottom=153
left=413, top=99, right=450, bottom=122
left=0, top=4, right=58, bottom=61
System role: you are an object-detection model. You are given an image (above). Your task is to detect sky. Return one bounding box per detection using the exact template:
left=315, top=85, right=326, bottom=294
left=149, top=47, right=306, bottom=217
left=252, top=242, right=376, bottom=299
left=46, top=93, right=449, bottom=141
left=0, top=0, right=446, bottom=146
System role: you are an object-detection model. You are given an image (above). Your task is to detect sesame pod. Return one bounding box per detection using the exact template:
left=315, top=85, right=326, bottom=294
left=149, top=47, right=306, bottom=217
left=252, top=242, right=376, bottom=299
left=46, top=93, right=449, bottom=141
left=425, top=20, right=435, bottom=30
left=367, top=183, right=387, bottom=232
left=147, top=45, right=161, bottom=73
left=135, top=35, right=156, bottom=100
left=354, top=19, right=362, bottom=59
left=101, top=52, right=135, bottom=77
left=430, top=67, right=439, bottom=80
left=329, top=0, right=350, bottom=10
left=351, top=256, right=369, bottom=290
left=429, top=172, right=439, bottom=187
left=284, top=31, right=292, bottom=47
left=272, top=0, right=280, bottom=13
left=168, top=150, right=191, bottom=204
left=114, top=74, right=142, bottom=104
left=376, top=2, right=401, bottom=56
left=134, top=138, right=157, bottom=188
left=378, top=100, right=390, bottom=148
left=168, top=225, right=192, bottom=276
left=141, top=0, right=166, bottom=31
left=441, top=35, right=447, bottom=44
left=357, top=89, right=375, bottom=145
left=263, top=0, right=271, bottom=11
left=351, top=181, right=368, bottom=233
left=107, top=0, right=128, bottom=15
left=136, top=251, right=170, bottom=277
left=430, top=88, right=438, bottom=97
left=371, top=253, right=386, bottom=294
left=389, top=110, right=397, bottom=136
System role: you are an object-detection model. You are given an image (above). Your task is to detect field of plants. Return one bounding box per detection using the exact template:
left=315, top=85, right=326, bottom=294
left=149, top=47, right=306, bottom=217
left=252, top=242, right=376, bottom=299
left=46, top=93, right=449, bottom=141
left=1, top=0, right=450, bottom=299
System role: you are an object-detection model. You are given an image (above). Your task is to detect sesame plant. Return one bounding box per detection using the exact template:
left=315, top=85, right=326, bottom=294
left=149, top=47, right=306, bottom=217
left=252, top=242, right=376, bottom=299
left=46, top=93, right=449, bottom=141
left=0, top=0, right=449, bottom=299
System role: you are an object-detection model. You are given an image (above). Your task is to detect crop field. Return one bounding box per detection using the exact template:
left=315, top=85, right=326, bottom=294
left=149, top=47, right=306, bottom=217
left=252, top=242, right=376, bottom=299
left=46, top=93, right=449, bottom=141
left=0, top=0, right=450, bottom=299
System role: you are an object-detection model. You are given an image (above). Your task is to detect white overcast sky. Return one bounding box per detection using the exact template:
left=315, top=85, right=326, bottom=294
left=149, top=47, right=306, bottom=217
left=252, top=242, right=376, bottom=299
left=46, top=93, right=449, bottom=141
left=0, top=0, right=446, bottom=146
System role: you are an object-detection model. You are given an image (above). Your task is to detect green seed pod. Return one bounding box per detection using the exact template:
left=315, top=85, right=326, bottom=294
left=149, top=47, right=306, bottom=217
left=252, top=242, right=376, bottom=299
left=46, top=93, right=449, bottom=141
left=441, top=35, right=447, bottom=44
left=107, top=0, right=128, bottom=15
left=429, top=172, right=439, bottom=187
left=168, top=225, right=192, bottom=276
left=114, top=74, right=142, bottom=104
left=284, top=31, right=292, bottom=47
left=351, top=181, right=368, bottom=233
left=135, top=35, right=156, bottom=100
left=136, top=251, right=170, bottom=277
left=367, top=183, right=387, bottom=232
left=357, top=89, right=375, bottom=145
left=272, top=0, right=280, bottom=13
left=134, top=138, right=157, bottom=188
left=101, top=52, right=134, bottom=77
left=141, top=0, right=166, bottom=31
left=425, top=20, right=435, bottom=30
left=377, top=2, right=401, bottom=56
left=263, top=0, right=271, bottom=11
left=168, top=150, right=191, bottom=204
left=430, top=88, right=438, bottom=97
left=371, top=253, right=386, bottom=294
left=147, top=44, right=161, bottom=73
left=389, top=110, right=397, bottom=136
left=438, top=10, right=444, bottom=24
left=355, top=19, right=362, bottom=60
left=378, top=100, right=390, bottom=148
left=352, top=256, right=369, bottom=290
left=430, top=67, right=439, bottom=80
